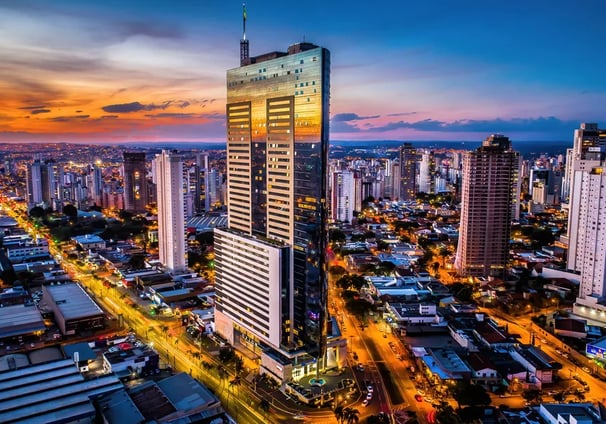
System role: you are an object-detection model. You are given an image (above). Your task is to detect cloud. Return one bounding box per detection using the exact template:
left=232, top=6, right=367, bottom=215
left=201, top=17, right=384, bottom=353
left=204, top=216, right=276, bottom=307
left=101, top=100, right=193, bottom=113
left=18, top=105, right=47, bottom=110
left=387, top=112, right=418, bottom=117
left=144, top=113, right=195, bottom=119
left=369, top=116, right=579, bottom=133
left=31, top=109, right=51, bottom=115
left=50, top=115, right=90, bottom=122
left=102, top=101, right=162, bottom=113
left=332, top=113, right=380, bottom=122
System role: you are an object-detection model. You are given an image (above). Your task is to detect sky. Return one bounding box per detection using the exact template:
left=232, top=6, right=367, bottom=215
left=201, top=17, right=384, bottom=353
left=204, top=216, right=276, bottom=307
left=1, top=0, right=605, bottom=144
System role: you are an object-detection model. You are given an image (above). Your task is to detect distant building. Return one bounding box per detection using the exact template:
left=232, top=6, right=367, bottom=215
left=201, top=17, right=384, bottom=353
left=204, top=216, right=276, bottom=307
left=398, top=143, right=419, bottom=201
left=71, top=234, right=106, bottom=251
left=122, top=152, right=149, bottom=212
left=454, top=134, right=521, bottom=277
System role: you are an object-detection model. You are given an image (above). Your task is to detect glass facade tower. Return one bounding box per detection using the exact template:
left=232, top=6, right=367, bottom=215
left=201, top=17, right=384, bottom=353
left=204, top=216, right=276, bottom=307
left=221, top=42, right=330, bottom=359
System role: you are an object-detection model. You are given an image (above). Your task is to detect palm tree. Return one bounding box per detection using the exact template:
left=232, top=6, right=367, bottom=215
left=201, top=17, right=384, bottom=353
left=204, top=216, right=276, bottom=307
left=259, top=399, right=270, bottom=420
left=344, top=407, right=360, bottom=424
left=334, top=405, right=345, bottom=424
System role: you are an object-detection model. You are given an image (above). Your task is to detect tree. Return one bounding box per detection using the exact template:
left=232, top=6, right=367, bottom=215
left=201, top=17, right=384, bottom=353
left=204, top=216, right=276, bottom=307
left=62, top=204, right=78, bottom=220
left=259, top=399, right=270, bottom=417
left=434, top=402, right=462, bottom=424
left=343, top=407, right=360, bottom=424
left=329, top=228, right=347, bottom=244
left=127, top=253, right=147, bottom=270
left=29, top=206, right=45, bottom=219
left=329, top=265, right=348, bottom=278
left=452, top=381, right=491, bottom=409
left=334, top=405, right=345, bottom=424
left=522, top=389, right=541, bottom=404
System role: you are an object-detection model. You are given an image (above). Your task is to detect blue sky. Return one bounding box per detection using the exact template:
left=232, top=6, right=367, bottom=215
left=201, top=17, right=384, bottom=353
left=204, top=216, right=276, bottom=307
left=0, top=0, right=604, bottom=143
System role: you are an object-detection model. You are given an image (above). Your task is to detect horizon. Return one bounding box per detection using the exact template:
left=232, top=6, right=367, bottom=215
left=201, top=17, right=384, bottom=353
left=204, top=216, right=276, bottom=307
left=1, top=1, right=604, bottom=143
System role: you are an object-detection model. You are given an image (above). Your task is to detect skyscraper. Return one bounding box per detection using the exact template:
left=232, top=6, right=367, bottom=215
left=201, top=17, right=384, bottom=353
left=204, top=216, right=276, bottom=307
left=194, top=152, right=211, bottom=214
left=562, top=124, right=606, bottom=322
left=214, top=35, right=336, bottom=382
left=398, top=143, right=419, bottom=201
left=26, top=157, right=62, bottom=209
left=564, top=123, right=606, bottom=271
left=153, top=150, right=186, bottom=274
left=122, top=152, right=149, bottom=212
left=561, top=123, right=606, bottom=205
left=454, top=135, right=521, bottom=277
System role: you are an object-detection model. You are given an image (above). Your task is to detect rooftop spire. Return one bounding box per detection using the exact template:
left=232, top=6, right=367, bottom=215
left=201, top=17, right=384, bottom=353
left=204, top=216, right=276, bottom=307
left=240, top=3, right=249, bottom=65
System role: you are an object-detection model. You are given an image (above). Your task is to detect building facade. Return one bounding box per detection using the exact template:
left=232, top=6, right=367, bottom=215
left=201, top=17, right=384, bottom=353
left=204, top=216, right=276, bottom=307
left=215, top=39, right=334, bottom=381
left=122, top=152, right=149, bottom=212
left=399, top=143, right=419, bottom=201
left=153, top=150, right=186, bottom=273
left=454, top=134, right=521, bottom=277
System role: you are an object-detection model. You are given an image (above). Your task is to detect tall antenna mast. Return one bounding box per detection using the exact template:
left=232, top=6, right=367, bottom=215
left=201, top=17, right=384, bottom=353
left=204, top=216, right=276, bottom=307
left=240, top=3, right=249, bottom=65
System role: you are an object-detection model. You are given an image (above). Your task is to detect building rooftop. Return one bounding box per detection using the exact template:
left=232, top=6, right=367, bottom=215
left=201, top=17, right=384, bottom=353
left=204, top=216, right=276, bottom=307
left=0, top=304, right=46, bottom=339
left=44, top=283, right=104, bottom=320
left=0, top=358, right=122, bottom=423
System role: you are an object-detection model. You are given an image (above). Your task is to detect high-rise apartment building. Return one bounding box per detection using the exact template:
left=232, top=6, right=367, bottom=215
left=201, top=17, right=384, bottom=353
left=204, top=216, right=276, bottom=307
left=561, top=123, right=606, bottom=205
left=399, top=143, right=419, bottom=201
left=564, top=123, right=606, bottom=271
left=153, top=150, right=186, bottom=274
left=331, top=171, right=356, bottom=223
left=26, top=157, right=62, bottom=209
left=195, top=153, right=211, bottom=214
left=214, top=35, right=341, bottom=382
left=122, top=152, right=149, bottom=212
left=454, top=135, right=521, bottom=277
left=560, top=123, right=606, bottom=322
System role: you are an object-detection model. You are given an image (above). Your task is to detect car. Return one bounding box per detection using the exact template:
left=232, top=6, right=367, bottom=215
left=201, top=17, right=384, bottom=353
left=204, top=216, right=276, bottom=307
left=366, top=392, right=373, bottom=400
left=367, top=385, right=374, bottom=394
left=547, top=390, right=559, bottom=396
left=582, top=367, right=591, bottom=373
left=362, top=399, right=369, bottom=407
left=357, top=364, right=365, bottom=372
left=415, top=394, right=423, bottom=402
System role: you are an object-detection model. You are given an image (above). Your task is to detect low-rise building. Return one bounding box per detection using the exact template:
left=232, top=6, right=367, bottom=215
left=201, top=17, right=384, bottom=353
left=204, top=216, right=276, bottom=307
left=41, top=283, right=105, bottom=335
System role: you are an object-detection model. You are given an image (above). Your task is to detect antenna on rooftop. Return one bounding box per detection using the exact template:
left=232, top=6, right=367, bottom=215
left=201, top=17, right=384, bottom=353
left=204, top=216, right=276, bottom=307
left=240, top=3, right=249, bottom=65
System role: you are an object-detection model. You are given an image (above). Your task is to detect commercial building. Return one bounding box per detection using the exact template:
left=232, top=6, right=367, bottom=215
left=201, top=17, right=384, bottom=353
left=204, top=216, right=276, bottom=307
left=122, top=152, right=149, bottom=212
left=215, top=27, right=338, bottom=382
left=41, top=283, right=105, bottom=335
left=0, top=303, right=46, bottom=342
left=153, top=150, right=186, bottom=273
left=0, top=359, right=122, bottom=424
left=454, top=134, right=521, bottom=277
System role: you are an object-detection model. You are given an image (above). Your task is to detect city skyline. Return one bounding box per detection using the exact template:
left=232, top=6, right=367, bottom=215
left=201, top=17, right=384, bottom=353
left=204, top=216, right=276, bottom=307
left=1, top=1, right=605, bottom=144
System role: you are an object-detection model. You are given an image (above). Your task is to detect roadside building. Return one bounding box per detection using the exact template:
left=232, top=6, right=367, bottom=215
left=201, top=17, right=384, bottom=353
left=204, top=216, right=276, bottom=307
left=41, top=283, right=105, bottom=335
left=0, top=303, right=46, bottom=344
left=0, top=358, right=122, bottom=423
left=71, top=234, right=106, bottom=251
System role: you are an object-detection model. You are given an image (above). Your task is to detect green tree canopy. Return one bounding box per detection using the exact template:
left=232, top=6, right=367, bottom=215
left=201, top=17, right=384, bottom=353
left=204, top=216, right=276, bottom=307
left=452, top=381, right=491, bottom=409
left=29, top=206, right=45, bottom=219
left=62, top=204, right=78, bottom=220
